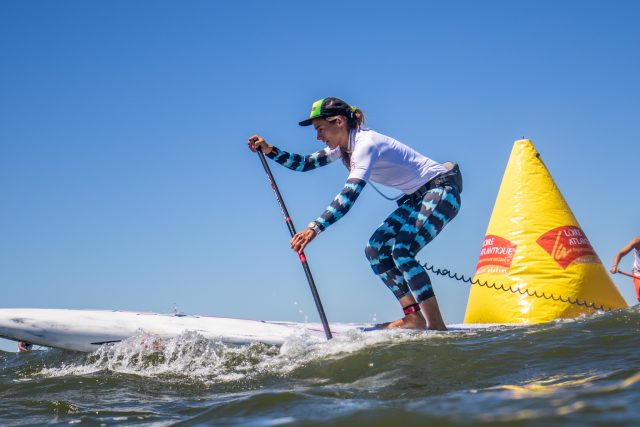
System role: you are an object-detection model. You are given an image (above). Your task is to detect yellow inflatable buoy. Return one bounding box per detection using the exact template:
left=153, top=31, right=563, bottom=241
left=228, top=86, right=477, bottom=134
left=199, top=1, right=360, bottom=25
left=464, top=139, right=627, bottom=324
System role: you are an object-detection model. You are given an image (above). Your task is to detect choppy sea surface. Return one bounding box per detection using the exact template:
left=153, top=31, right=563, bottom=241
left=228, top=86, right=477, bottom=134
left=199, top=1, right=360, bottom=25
left=1, top=308, right=639, bottom=426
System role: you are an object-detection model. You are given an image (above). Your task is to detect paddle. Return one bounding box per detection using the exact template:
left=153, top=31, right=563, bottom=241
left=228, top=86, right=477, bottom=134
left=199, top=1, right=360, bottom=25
left=616, top=271, right=640, bottom=302
left=617, top=270, right=640, bottom=280
left=256, top=148, right=333, bottom=340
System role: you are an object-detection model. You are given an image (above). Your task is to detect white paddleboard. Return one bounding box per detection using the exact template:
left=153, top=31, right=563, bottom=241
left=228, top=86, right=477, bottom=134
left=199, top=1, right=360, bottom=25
left=0, top=308, right=490, bottom=352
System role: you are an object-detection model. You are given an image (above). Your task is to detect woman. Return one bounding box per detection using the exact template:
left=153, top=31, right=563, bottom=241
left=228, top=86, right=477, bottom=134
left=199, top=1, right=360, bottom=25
left=610, top=235, right=640, bottom=302
left=247, top=97, right=462, bottom=330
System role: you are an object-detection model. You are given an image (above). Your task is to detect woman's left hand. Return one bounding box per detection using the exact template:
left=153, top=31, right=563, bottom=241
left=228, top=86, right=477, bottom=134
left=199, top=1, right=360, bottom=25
left=290, top=228, right=316, bottom=253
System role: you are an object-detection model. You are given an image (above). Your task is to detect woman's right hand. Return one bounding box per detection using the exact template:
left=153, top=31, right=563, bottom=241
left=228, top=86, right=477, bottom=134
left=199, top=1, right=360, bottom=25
left=247, top=134, right=273, bottom=154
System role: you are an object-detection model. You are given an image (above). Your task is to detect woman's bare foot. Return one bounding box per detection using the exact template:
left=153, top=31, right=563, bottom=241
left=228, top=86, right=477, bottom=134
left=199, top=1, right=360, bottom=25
left=382, top=312, right=426, bottom=330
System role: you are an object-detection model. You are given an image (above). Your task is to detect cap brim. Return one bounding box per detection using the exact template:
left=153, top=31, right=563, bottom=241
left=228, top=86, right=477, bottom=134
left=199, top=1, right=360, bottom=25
left=299, top=113, right=332, bottom=126
left=299, top=106, right=347, bottom=126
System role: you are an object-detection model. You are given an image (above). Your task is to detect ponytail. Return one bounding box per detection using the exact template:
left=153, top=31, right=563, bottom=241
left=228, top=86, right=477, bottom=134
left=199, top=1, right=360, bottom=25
left=348, top=107, right=365, bottom=130
left=342, top=106, right=364, bottom=169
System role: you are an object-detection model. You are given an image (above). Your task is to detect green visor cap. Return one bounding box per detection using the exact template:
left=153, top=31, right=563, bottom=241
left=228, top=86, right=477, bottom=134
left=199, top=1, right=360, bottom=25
left=298, top=97, right=354, bottom=126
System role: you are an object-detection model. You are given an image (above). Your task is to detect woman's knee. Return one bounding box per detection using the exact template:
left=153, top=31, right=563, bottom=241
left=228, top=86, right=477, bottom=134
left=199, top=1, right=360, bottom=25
left=364, top=241, right=378, bottom=262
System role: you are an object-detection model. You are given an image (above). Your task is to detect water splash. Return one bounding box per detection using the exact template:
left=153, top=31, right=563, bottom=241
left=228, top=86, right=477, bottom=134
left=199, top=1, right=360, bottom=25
left=34, top=327, right=462, bottom=384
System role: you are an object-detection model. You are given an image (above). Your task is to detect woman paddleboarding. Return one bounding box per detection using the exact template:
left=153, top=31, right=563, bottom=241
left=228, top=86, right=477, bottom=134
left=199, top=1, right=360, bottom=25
left=611, top=235, right=640, bottom=302
left=247, top=97, right=462, bottom=330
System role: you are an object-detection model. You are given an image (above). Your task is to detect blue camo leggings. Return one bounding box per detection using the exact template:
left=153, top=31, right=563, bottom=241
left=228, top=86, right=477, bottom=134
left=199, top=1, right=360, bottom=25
left=365, top=186, right=461, bottom=303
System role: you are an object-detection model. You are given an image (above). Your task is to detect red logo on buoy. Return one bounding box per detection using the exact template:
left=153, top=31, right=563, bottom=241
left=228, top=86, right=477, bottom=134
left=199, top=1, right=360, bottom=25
left=475, top=235, right=517, bottom=274
left=537, top=225, right=600, bottom=269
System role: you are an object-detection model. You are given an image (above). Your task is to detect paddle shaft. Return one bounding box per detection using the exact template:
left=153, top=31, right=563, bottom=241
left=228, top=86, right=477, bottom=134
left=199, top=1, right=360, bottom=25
left=256, top=148, right=333, bottom=340
left=617, top=270, right=640, bottom=280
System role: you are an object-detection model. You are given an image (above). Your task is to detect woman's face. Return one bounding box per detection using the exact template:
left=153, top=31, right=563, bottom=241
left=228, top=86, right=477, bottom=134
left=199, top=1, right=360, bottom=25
left=312, top=116, right=349, bottom=149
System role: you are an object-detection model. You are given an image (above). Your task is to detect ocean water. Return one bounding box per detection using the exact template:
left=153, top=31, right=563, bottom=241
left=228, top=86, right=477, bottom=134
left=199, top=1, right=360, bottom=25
left=1, top=308, right=639, bottom=426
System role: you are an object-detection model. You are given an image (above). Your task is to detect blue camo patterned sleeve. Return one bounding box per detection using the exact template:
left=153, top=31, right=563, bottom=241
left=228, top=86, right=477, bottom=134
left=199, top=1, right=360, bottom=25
left=266, top=146, right=336, bottom=171
left=314, top=178, right=367, bottom=232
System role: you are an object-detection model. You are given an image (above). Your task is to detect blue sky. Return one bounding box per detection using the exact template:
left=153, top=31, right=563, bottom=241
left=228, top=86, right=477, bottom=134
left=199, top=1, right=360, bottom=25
left=1, top=1, right=639, bottom=351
